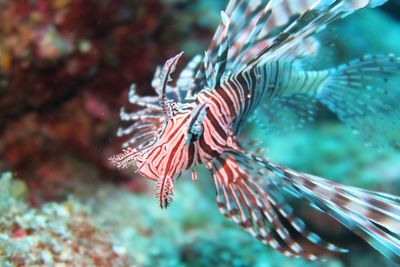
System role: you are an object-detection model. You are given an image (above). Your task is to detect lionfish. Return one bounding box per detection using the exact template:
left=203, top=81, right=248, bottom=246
left=110, top=0, right=400, bottom=263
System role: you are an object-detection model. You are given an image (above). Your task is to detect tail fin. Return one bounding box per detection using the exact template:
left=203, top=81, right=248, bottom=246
left=212, top=149, right=400, bottom=263
left=317, top=54, right=400, bottom=149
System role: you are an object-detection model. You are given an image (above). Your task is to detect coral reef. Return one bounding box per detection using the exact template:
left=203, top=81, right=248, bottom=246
left=0, top=172, right=129, bottom=266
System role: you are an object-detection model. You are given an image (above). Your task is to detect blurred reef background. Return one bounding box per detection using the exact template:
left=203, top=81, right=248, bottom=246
left=0, top=0, right=400, bottom=266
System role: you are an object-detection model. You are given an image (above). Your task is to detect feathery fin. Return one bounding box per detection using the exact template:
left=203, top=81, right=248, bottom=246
left=220, top=149, right=400, bottom=264
left=211, top=150, right=350, bottom=260
left=317, top=54, right=400, bottom=149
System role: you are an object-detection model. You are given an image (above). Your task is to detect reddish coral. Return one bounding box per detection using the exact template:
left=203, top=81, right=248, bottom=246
left=0, top=0, right=209, bottom=204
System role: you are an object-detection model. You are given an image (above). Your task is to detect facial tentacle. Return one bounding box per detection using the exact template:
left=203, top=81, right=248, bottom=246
left=159, top=52, right=184, bottom=119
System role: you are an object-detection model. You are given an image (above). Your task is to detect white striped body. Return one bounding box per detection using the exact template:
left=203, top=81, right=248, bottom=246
left=134, top=60, right=331, bottom=182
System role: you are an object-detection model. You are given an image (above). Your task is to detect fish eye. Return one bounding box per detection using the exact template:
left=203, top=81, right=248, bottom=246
left=186, top=103, right=208, bottom=144
left=187, top=121, right=203, bottom=143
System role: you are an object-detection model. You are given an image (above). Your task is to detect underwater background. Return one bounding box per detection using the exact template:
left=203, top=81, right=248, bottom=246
left=0, top=0, right=400, bottom=266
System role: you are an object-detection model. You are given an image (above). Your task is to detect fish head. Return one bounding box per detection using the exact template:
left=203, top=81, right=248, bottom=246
left=134, top=105, right=207, bottom=208
left=111, top=52, right=211, bottom=208
left=135, top=109, right=194, bottom=180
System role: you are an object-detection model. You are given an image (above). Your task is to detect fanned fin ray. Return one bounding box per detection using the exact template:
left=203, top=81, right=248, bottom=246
left=214, top=149, right=400, bottom=263
left=245, top=0, right=389, bottom=69
left=117, top=84, right=163, bottom=150
left=317, top=54, right=400, bottom=149
left=196, top=0, right=389, bottom=91
left=210, top=150, right=349, bottom=260
left=176, top=55, right=203, bottom=99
